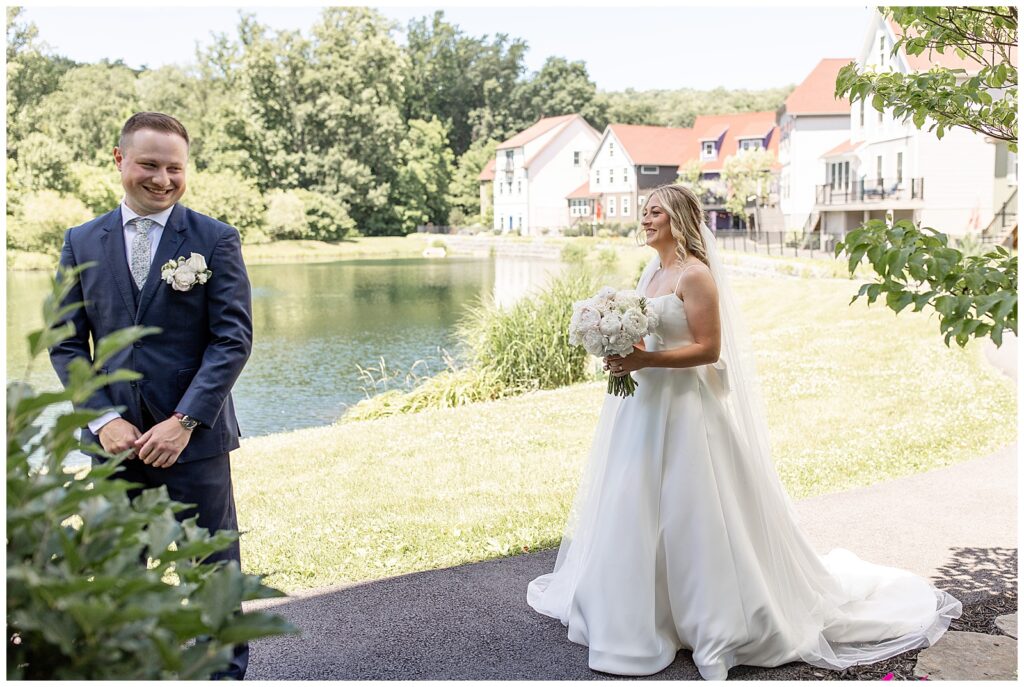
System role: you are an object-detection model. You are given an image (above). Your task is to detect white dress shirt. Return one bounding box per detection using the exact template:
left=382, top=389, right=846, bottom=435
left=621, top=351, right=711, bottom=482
left=88, top=201, right=177, bottom=436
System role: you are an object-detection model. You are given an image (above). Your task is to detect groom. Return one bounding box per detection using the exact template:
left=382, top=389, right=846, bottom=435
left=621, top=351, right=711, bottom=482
left=49, top=112, right=254, bottom=679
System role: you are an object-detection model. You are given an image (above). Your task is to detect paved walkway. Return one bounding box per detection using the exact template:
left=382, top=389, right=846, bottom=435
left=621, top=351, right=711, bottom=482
left=245, top=336, right=1017, bottom=680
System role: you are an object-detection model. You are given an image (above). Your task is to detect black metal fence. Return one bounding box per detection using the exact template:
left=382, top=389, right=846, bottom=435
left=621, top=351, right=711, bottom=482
left=713, top=230, right=840, bottom=259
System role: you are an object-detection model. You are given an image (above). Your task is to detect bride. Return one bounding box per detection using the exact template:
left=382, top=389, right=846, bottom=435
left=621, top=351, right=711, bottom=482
left=526, top=184, right=961, bottom=680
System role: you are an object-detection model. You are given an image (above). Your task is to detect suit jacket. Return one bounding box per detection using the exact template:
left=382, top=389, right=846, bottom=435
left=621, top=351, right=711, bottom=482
left=49, top=204, right=254, bottom=463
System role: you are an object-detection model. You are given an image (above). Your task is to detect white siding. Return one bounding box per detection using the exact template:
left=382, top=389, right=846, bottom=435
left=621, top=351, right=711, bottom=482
left=525, top=119, right=600, bottom=233
left=779, top=112, right=850, bottom=230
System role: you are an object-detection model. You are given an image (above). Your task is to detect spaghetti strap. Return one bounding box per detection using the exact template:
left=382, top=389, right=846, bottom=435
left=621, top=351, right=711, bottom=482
left=673, top=263, right=702, bottom=295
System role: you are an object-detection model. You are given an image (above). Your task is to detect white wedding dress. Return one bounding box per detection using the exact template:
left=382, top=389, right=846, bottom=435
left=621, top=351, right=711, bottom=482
left=527, top=231, right=961, bottom=680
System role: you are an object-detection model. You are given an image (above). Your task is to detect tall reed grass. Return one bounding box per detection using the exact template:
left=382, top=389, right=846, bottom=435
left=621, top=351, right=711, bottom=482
left=343, top=266, right=601, bottom=421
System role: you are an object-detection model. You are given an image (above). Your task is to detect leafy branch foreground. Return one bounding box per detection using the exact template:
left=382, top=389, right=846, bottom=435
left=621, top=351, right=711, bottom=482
left=837, top=219, right=1017, bottom=348
left=6, top=264, right=297, bottom=679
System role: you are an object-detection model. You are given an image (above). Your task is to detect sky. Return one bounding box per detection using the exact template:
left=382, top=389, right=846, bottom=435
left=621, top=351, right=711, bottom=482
left=19, top=3, right=877, bottom=92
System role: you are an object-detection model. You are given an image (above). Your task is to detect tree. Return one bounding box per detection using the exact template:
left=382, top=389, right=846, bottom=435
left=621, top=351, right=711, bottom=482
left=184, top=168, right=267, bottom=243
left=29, top=62, right=139, bottom=162
left=6, top=7, right=77, bottom=158
left=836, top=6, right=1017, bottom=150
left=720, top=149, right=775, bottom=220
left=11, top=131, right=75, bottom=193
left=402, top=11, right=519, bottom=157
left=675, top=159, right=707, bottom=200
left=447, top=137, right=497, bottom=225
left=510, top=57, right=606, bottom=131
left=835, top=6, right=1017, bottom=347
left=391, top=118, right=455, bottom=233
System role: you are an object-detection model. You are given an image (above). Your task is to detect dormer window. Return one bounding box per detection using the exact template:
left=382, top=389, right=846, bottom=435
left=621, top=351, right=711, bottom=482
left=739, top=139, right=763, bottom=152
left=701, top=141, right=716, bottom=160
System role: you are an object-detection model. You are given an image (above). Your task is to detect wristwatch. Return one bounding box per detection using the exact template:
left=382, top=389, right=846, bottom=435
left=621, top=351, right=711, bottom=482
left=173, top=412, right=200, bottom=431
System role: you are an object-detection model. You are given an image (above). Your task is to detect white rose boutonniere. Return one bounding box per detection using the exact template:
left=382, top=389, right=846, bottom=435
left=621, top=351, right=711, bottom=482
left=161, top=253, right=212, bottom=292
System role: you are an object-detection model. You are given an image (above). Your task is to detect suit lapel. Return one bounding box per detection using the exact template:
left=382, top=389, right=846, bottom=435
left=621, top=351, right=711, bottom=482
left=135, top=204, right=187, bottom=323
left=100, top=208, right=138, bottom=317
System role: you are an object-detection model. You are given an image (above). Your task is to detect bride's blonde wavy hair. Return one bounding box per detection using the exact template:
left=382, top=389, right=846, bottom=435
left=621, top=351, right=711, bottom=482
left=638, top=183, right=709, bottom=268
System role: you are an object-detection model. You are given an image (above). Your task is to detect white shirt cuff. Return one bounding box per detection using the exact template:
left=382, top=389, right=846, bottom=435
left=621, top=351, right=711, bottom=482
left=88, top=411, right=122, bottom=435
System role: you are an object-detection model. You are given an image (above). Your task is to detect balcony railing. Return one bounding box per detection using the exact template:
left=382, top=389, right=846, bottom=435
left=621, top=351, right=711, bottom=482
left=815, top=177, right=924, bottom=205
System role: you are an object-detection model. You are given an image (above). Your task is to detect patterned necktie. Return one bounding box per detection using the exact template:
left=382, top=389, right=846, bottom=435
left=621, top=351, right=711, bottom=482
left=130, top=218, right=154, bottom=289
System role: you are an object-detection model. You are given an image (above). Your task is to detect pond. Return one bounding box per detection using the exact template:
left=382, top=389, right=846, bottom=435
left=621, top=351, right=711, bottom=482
left=6, top=256, right=563, bottom=438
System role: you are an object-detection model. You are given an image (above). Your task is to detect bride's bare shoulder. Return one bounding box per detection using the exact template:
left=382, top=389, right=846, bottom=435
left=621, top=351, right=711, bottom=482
left=675, top=260, right=714, bottom=299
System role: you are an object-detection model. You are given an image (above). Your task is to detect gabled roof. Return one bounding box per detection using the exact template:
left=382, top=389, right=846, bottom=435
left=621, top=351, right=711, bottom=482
left=603, top=124, right=693, bottom=166
left=783, top=58, right=853, bottom=115
left=497, top=113, right=578, bottom=150
left=820, top=139, right=863, bottom=158
left=686, top=111, right=780, bottom=172
left=477, top=158, right=495, bottom=182
left=566, top=181, right=598, bottom=199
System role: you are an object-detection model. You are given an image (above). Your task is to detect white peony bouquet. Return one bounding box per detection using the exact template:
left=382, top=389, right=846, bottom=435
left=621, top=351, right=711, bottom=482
left=568, top=286, right=658, bottom=397
left=160, top=253, right=212, bottom=292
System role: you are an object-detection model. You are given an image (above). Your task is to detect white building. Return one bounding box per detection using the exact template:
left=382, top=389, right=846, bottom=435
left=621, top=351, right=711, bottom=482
left=491, top=114, right=600, bottom=235
left=777, top=58, right=852, bottom=232
left=814, top=12, right=1016, bottom=242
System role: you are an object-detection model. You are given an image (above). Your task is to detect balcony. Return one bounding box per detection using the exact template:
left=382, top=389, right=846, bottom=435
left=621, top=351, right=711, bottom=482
left=816, top=178, right=924, bottom=206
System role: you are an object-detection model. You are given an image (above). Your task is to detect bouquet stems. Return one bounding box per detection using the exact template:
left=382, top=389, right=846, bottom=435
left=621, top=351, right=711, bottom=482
left=607, top=372, right=638, bottom=397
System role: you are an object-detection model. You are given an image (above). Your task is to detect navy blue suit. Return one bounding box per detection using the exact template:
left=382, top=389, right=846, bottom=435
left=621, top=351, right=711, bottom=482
left=49, top=203, right=254, bottom=679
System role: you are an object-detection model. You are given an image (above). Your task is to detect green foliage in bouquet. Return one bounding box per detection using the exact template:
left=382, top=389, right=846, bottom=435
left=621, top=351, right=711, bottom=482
left=6, top=264, right=297, bottom=679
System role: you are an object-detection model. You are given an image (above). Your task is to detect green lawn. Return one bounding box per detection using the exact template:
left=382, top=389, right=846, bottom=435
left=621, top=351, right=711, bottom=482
left=233, top=276, right=1016, bottom=593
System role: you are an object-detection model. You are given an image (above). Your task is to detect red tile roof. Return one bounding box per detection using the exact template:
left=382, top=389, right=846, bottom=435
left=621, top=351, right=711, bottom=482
left=784, top=58, right=853, bottom=115
left=498, top=113, right=577, bottom=149
left=477, top=158, right=495, bottom=182
left=607, top=124, right=694, bottom=166
left=820, top=139, right=862, bottom=158
left=686, top=111, right=780, bottom=172
left=566, top=181, right=598, bottom=199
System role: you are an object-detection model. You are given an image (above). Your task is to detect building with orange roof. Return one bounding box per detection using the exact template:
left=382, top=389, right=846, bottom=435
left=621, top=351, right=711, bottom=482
left=579, top=124, right=694, bottom=229
left=491, top=114, right=600, bottom=235
left=812, top=10, right=1016, bottom=243
left=777, top=58, right=854, bottom=231
left=681, top=111, right=781, bottom=230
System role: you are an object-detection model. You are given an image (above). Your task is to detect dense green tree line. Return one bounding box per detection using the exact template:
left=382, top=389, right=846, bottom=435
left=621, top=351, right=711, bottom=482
left=6, top=6, right=791, bottom=249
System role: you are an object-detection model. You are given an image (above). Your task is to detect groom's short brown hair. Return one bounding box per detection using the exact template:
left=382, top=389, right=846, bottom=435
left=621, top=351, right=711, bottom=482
left=119, top=112, right=190, bottom=149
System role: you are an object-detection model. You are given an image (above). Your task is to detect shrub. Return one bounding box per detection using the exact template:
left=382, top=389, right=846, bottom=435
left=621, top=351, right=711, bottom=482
left=561, top=242, right=590, bottom=265
left=6, top=265, right=298, bottom=679
left=70, top=162, right=122, bottom=214
left=184, top=169, right=266, bottom=243
left=264, top=188, right=355, bottom=242
left=459, top=266, right=600, bottom=392
left=7, top=190, right=92, bottom=253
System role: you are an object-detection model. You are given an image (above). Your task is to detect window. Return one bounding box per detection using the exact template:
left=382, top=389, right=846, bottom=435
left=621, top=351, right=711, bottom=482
left=596, top=169, right=601, bottom=185
left=608, top=142, right=614, bottom=157
left=623, top=167, right=628, bottom=182
left=878, top=107, right=883, bottom=124
left=739, top=139, right=763, bottom=152
left=896, top=152, right=903, bottom=184
left=640, top=165, right=659, bottom=175
left=702, top=141, right=716, bottom=159
left=517, top=180, right=522, bottom=194
left=498, top=181, right=503, bottom=195
left=608, top=169, right=614, bottom=186
left=505, top=150, right=514, bottom=166
left=621, top=195, right=630, bottom=217
left=859, top=100, right=865, bottom=127
left=517, top=215, right=523, bottom=229
left=608, top=196, right=616, bottom=216
left=638, top=195, right=646, bottom=210
left=843, top=161, right=850, bottom=188
left=876, top=155, right=883, bottom=185
left=878, top=35, right=886, bottom=67
left=573, top=151, right=581, bottom=167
